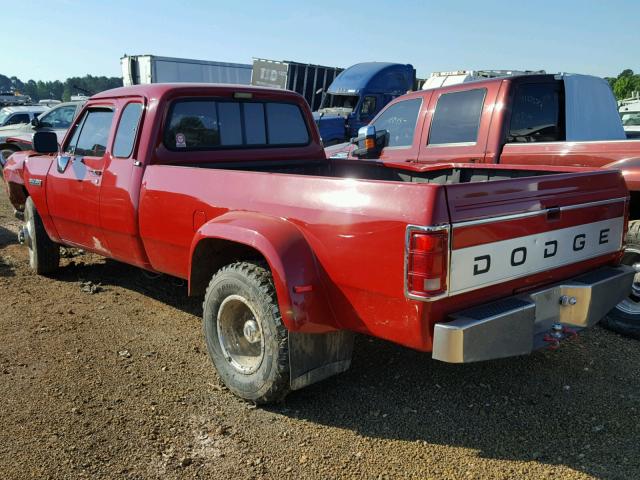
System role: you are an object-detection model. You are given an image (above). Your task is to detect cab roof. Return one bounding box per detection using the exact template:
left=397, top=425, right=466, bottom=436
left=328, top=62, right=414, bottom=94
left=0, top=105, right=48, bottom=114
left=91, top=83, right=306, bottom=101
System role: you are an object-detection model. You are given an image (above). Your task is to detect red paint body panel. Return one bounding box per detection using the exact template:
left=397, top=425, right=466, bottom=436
left=6, top=83, right=631, bottom=353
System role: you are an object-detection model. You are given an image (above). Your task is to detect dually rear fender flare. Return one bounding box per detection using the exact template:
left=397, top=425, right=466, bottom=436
left=188, top=211, right=337, bottom=332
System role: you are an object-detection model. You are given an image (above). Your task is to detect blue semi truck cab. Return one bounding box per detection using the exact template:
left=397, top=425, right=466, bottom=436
left=313, top=62, right=416, bottom=146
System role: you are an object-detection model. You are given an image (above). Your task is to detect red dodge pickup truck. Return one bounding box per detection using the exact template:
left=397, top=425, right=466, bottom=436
left=3, top=83, right=635, bottom=403
left=328, top=73, right=640, bottom=339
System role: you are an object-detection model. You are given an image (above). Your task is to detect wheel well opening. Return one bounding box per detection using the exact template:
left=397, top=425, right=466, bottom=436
left=189, top=238, right=268, bottom=296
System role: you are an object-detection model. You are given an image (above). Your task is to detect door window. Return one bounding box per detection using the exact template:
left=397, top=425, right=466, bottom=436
left=113, top=103, right=143, bottom=158
left=371, top=98, right=422, bottom=148
left=360, top=96, right=377, bottom=117
left=507, top=83, right=563, bottom=142
left=428, top=89, right=486, bottom=145
left=67, top=109, right=114, bottom=156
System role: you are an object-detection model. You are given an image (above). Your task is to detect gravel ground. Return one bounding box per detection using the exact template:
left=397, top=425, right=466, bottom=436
left=0, top=186, right=639, bottom=480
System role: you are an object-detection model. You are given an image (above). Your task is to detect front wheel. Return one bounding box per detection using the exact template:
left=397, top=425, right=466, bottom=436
left=601, top=220, right=640, bottom=339
left=22, top=197, right=60, bottom=275
left=202, top=261, right=290, bottom=403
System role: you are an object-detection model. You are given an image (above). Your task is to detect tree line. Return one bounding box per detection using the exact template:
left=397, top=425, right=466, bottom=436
left=605, top=69, right=640, bottom=100
left=0, top=74, right=123, bottom=102
left=1, top=69, right=639, bottom=103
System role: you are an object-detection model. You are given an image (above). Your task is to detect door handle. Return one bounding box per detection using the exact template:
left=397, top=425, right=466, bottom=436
left=88, top=169, right=102, bottom=176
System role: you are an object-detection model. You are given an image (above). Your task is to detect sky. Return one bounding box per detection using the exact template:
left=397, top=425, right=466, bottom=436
left=3, top=0, right=638, bottom=82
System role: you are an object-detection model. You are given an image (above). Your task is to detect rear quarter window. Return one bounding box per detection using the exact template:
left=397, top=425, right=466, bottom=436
left=428, top=89, right=486, bottom=145
left=164, top=99, right=309, bottom=150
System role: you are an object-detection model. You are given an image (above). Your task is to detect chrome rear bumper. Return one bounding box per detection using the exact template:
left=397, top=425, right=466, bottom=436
left=432, top=265, right=634, bottom=363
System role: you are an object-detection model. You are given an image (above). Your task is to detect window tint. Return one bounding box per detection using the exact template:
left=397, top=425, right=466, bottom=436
left=113, top=103, right=143, bottom=158
left=265, top=103, right=308, bottom=144
left=372, top=98, right=422, bottom=147
left=164, top=99, right=308, bottom=150
left=218, top=102, right=242, bottom=146
left=508, top=83, right=563, bottom=142
left=6, top=113, right=29, bottom=125
left=244, top=103, right=266, bottom=144
left=72, top=109, right=114, bottom=156
left=39, top=105, right=77, bottom=129
left=429, top=89, right=486, bottom=145
left=361, top=96, right=377, bottom=116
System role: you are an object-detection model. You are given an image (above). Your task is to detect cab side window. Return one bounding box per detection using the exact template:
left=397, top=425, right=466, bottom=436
left=66, top=109, right=114, bottom=156
left=507, top=83, right=564, bottom=142
left=428, top=89, right=486, bottom=145
left=372, top=98, right=422, bottom=148
left=113, top=103, right=143, bottom=158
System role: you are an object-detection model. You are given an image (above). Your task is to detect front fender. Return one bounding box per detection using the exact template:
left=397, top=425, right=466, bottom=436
left=22, top=154, right=61, bottom=242
left=189, top=211, right=337, bottom=333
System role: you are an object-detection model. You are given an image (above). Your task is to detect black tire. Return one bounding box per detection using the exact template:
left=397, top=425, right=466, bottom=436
left=203, top=261, right=290, bottom=403
left=1, top=145, right=19, bottom=166
left=601, top=220, right=640, bottom=339
left=24, top=197, right=60, bottom=275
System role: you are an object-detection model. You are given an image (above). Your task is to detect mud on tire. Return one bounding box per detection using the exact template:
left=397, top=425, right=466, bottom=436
left=202, top=261, right=290, bottom=403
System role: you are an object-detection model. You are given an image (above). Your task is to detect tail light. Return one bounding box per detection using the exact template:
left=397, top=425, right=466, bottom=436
left=405, top=227, right=449, bottom=299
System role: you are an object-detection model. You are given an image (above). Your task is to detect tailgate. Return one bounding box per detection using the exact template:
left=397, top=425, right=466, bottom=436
left=444, top=170, right=627, bottom=296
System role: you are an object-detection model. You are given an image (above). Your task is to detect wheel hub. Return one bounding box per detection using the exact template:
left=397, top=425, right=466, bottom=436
left=243, top=319, right=261, bottom=344
left=216, top=295, right=265, bottom=375
left=615, top=249, right=640, bottom=315
left=18, top=226, right=31, bottom=248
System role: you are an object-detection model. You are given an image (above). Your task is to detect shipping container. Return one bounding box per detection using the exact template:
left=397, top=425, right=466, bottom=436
left=121, top=55, right=252, bottom=86
left=251, top=59, right=343, bottom=111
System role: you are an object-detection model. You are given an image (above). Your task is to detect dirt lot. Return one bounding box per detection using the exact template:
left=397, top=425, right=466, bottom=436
left=0, top=187, right=638, bottom=480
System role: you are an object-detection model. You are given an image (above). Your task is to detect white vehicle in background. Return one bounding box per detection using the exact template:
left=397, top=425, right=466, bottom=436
left=619, top=93, right=640, bottom=139
left=0, top=106, right=49, bottom=127
left=121, top=54, right=252, bottom=86
left=422, top=69, right=545, bottom=90
left=38, top=99, right=61, bottom=107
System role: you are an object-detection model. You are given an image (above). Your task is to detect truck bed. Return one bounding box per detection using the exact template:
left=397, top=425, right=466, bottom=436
left=138, top=161, right=627, bottom=351
left=181, top=158, right=557, bottom=184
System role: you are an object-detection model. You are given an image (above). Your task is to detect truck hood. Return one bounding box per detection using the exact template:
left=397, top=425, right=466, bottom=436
left=0, top=123, right=32, bottom=136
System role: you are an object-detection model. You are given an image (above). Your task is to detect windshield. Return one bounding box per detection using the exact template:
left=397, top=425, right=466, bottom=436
left=621, top=111, right=640, bottom=127
left=320, top=94, right=359, bottom=111
left=0, top=110, right=11, bottom=124
left=39, top=105, right=76, bottom=129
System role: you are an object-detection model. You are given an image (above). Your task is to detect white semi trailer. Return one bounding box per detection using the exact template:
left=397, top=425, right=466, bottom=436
left=121, top=55, right=252, bottom=86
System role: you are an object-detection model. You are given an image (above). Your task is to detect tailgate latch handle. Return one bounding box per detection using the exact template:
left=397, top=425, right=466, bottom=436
left=546, top=206, right=561, bottom=221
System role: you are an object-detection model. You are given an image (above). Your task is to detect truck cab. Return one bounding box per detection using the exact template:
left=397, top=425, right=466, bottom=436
left=313, top=62, right=415, bottom=146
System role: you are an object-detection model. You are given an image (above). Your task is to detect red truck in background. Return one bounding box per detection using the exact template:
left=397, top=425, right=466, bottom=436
left=2, top=83, right=634, bottom=403
left=327, top=73, right=640, bottom=340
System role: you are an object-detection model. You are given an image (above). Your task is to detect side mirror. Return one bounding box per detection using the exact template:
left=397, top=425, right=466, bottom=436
left=31, top=117, right=40, bottom=128
left=352, top=126, right=387, bottom=159
left=33, top=131, right=58, bottom=154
